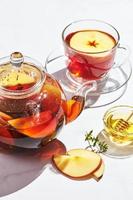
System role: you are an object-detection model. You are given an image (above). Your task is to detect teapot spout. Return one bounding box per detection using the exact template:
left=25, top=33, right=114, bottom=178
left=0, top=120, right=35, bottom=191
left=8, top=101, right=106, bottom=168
left=61, top=81, right=97, bottom=124
left=61, top=95, right=85, bottom=124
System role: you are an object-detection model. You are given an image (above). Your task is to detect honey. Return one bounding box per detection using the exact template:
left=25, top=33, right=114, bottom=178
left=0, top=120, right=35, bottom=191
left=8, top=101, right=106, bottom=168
left=104, top=106, right=133, bottom=145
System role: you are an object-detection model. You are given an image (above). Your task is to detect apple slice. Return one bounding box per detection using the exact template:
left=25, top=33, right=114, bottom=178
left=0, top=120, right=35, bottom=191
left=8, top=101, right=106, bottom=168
left=16, top=117, right=57, bottom=138
left=0, top=69, right=35, bottom=88
left=70, top=30, right=116, bottom=53
left=8, top=111, right=53, bottom=130
left=0, top=112, right=12, bottom=125
left=52, top=149, right=101, bottom=179
left=8, top=111, right=57, bottom=138
left=0, top=112, right=12, bottom=121
left=93, top=160, right=105, bottom=181
left=69, top=149, right=105, bottom=181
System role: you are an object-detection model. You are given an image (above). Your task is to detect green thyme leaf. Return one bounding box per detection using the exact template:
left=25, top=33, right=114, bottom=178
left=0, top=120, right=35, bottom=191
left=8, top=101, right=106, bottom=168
left=85, top=130, right=108, bottom=153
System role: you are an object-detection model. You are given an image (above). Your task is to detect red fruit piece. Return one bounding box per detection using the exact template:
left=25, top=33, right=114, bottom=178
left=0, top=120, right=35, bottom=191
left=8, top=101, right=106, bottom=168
left=68, top=56, right=93, bottom=79
left=0, top=112, right=14, bottom=145
left=0, top=126, right=14, bottom=145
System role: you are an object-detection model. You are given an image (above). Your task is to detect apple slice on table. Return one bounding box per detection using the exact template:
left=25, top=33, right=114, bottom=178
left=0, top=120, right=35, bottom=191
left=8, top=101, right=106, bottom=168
left=52, top=149, right=102, bottom=180
left=93, top=160, right=105, bottom=181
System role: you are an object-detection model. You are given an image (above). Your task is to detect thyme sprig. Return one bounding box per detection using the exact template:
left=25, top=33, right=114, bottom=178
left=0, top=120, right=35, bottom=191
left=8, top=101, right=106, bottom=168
left=85, top=130, right=108, bottom=153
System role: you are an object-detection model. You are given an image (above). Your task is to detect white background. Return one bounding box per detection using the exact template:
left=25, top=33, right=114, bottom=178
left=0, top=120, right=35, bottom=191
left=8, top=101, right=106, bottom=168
left=0, top=0, right=133, bottom=199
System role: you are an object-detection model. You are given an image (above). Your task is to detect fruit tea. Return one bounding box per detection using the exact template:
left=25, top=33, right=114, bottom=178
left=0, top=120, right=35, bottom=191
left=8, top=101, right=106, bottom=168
left=0, top=71, right=84, bottom=149
left=64, top=30, right=116, bottom=80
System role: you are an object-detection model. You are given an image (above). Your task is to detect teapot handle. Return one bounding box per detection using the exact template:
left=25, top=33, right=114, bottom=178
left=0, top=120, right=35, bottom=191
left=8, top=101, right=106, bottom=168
left=61, top=81, right=97, bottom=124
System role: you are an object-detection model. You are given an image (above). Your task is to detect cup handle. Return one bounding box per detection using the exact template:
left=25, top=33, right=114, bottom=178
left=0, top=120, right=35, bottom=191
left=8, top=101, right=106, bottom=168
left=113, top=44, right=130, bottom=68
left=75, top=80, right=97, bottom=99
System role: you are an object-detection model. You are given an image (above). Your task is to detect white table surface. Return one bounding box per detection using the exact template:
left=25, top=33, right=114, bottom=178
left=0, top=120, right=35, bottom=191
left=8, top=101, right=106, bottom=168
left=0, top=0, right=133, bottom=199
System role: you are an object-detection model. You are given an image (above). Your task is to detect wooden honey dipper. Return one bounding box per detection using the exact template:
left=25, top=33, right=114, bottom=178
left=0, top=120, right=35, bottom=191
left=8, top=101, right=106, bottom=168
left=115, top=111, right=133, bottom=132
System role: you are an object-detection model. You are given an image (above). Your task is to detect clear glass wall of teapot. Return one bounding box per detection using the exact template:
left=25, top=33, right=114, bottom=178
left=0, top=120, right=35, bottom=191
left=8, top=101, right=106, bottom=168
left=0, top=52, right=95, bottom=149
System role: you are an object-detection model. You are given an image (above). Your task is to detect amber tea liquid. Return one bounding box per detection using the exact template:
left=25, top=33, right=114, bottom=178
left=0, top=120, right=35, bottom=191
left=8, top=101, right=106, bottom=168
left=64, top=30, right=116, bottom=80
left=0, top=73, right=84, bottom=149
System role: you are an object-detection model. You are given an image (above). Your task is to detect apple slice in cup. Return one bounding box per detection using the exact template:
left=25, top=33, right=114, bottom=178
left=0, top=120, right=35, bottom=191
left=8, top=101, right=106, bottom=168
left=52, top=149, right=102, bottom=180
left=70, top=30, right=116, bottom=53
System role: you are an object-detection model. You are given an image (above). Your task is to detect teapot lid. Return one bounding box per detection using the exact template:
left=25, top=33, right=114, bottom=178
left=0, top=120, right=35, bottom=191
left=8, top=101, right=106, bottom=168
left=0, top=52, right=45, bottom=95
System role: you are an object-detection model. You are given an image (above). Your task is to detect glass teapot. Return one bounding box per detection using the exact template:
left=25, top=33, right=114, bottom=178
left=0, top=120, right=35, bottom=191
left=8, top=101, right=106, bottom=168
left=0, top=52, right=89, bottom=149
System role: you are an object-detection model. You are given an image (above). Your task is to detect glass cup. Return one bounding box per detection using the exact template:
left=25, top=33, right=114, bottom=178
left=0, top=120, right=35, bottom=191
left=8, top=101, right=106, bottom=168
left=103, top=105, right=133, bottom=145
left=97, top=105, right=133, bottom=158
left=62, top=19, right=129, bottom=82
